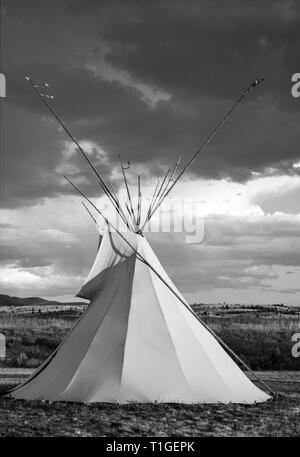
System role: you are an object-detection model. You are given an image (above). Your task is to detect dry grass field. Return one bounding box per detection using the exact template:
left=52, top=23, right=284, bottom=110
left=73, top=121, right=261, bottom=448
left=0, top=303, right=299, bottom=370
left=0, top=303, right=299, bottom=436
left=0, top=372, right=299, bottom=436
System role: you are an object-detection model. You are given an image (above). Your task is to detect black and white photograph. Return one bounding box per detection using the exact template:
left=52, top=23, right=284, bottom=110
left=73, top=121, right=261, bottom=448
left=0, top=0, right=299, bottom=444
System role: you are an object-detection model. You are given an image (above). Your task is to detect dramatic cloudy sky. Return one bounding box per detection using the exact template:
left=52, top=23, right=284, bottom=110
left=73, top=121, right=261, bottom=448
left=1, top=0, right=300, bottom=304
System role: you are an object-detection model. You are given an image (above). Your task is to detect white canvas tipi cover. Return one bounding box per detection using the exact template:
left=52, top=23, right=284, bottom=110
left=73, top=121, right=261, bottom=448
left=10, top=230, right=270, bottom=404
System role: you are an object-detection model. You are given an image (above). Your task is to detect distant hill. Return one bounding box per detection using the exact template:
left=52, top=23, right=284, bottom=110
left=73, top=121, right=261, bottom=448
left=0, top=294, right=86, bottom=307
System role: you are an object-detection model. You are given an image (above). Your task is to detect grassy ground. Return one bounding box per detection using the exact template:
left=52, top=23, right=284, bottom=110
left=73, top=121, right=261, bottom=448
left=0, top=304, right=299, bottom=436
left=0, top=373, right=299, bottom=436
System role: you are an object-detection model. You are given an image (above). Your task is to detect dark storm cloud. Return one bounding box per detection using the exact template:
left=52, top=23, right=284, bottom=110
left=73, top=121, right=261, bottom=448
left=80, top=0, right=300, bottom=176
left=6, top=61, right=300, bottom=189
left=2, top=0, right=300, bottom=209
left=75, top=0, right=300, bottom=106
left=2, top=87, right=119, bottom=208
left=7, top=62, right=147, bottom=122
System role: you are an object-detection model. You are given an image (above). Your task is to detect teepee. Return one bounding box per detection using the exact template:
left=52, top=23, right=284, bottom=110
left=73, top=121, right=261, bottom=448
left=10, top=229, right=270, bottom=403
left=7, top=75, right=272, bottom=404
